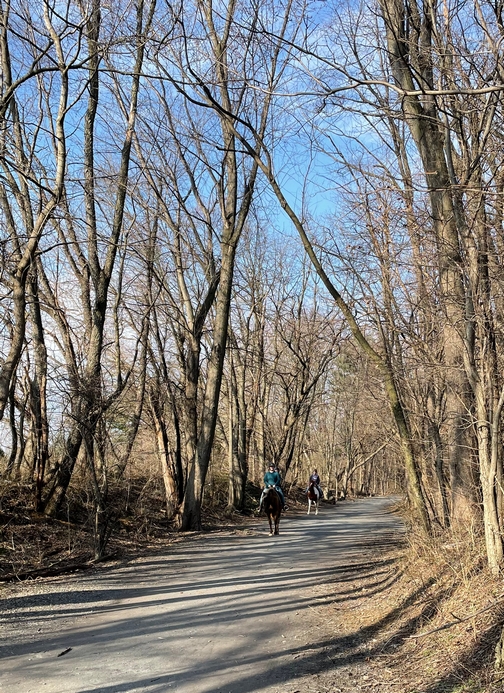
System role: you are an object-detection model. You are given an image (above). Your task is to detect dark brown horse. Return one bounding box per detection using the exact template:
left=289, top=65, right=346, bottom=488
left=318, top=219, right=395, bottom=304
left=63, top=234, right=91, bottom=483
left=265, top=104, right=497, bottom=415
left=263, top=487, right=282, bottom=535
left=307, top=480, right=320, bottom=515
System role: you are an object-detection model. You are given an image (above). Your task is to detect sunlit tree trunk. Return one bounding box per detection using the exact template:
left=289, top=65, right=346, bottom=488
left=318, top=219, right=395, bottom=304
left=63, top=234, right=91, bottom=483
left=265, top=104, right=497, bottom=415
left=182, top=245, right=239, bottom=528
left=150, top=387, right=179, bottom=521
left=379, top=0, right=476, bottom=525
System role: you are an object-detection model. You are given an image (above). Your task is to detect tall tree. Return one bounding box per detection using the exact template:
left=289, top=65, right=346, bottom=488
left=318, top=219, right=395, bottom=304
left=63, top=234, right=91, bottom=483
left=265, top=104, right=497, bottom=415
left=138, top=0, right=306, bottom=530
left=378, top=0, right=504, bottom=569
left=41, top=0, right=156, bottom=519
left=0, top=1, right=69, bottom=421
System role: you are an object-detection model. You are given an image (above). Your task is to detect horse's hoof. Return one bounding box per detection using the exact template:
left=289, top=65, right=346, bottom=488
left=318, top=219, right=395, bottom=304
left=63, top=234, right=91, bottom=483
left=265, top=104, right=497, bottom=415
left=269, top=532, right=273, bottom=536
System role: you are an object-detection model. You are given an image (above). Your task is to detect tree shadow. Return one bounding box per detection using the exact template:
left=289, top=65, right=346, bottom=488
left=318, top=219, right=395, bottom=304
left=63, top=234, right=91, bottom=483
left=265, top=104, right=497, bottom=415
left=2, top=497, right=435, bottom=693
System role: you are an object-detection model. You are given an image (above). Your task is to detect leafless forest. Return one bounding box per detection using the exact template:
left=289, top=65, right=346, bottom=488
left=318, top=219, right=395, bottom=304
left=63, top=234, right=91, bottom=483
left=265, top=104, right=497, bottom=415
left=2, top=0, right=504, bottom=583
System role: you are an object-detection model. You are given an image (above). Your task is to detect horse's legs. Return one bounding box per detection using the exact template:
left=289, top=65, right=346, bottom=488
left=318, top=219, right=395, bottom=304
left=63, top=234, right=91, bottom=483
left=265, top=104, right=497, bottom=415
left=274, top=511, right=280, bottom=535
left=315, top=501, right=319, bottom=516
left=307, top=498, right=311, bottom=515
left=268, top=513, right=274, bottom=535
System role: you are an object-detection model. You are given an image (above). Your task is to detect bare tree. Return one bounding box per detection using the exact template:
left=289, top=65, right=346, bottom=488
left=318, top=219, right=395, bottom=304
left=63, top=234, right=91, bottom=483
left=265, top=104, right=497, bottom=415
left=38, top=1, right=157, bottom=535
left=133, top=0, right=306, bottom=530
left=377, top=0, right=504, bottom=569
left=0, top=1, right=70, bottom=421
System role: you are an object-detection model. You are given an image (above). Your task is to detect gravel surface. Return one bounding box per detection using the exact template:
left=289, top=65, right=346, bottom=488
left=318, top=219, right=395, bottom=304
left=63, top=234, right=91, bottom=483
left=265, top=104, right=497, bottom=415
left=0, top=497, right=404, bottom=693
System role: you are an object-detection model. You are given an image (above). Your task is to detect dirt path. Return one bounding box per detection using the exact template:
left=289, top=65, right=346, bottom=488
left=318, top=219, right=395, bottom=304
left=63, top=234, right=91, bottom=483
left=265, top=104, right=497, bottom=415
left=0, top=497, right=403, bottom=693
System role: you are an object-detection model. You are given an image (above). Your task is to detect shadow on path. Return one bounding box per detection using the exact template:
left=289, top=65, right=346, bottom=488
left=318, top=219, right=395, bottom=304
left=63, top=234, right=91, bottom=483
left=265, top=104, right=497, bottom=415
left=0, top=496, right=406, bottom=693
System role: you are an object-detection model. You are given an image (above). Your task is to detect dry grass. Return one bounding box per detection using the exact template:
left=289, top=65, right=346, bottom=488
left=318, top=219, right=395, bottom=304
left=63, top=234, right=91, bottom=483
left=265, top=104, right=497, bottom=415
left=320, top=520, right=504, bottom=693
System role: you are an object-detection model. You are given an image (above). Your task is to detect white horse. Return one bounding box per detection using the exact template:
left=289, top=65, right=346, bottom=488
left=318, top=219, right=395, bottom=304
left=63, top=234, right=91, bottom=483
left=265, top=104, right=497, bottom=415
left=307, top=481, right=320, bottom=515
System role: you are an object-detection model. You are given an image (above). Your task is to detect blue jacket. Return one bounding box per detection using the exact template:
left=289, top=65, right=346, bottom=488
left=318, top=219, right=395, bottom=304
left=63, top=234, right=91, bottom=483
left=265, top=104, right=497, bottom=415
left=264, top=470, right=281, bottom=488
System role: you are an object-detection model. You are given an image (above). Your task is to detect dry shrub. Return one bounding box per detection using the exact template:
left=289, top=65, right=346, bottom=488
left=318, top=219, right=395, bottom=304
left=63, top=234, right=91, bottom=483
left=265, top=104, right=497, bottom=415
left=0, top=464, right=259, bottom=580
left=0, top=472, right=174, bottom=581
left=370, top=523, right=504, bottom=692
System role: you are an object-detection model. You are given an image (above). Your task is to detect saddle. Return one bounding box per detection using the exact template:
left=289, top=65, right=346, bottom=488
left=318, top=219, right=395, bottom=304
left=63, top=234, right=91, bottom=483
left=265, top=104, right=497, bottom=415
left=307, top=483, right=321, bottom=498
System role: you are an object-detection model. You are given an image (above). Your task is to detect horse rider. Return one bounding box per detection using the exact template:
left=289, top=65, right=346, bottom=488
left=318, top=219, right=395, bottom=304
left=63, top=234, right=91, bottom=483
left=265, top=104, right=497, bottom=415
left=259, top=463, right=286, bottom=512
left=309, top=469, right=323, bottom=500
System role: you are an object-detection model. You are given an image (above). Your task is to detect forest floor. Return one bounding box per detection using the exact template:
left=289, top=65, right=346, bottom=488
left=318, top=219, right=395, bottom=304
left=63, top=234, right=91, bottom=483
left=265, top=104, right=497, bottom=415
left=1, top=485, right=504, bottom=692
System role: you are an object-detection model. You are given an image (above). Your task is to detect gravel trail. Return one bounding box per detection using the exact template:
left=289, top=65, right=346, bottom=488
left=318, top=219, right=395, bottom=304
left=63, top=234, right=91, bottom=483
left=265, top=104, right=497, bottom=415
left=0, top=497, right=403, bottom=693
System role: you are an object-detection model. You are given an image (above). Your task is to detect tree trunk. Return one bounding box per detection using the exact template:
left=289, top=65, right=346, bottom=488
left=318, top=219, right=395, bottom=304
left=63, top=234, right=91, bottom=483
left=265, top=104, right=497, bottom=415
left=43, top=421, right=84, bottom=516
left=379, top=0, right=476, bottom=526
left=182, top=246, right=237, bottom=530
left=495, top=625, right=504, bottom=669
left=41, top=1, right=153, bottom=515
left=27, top=269, right=49, bottom=511
left=149, top=385, right=180, bottom=521
left=227, top=357, right=249, bottom=512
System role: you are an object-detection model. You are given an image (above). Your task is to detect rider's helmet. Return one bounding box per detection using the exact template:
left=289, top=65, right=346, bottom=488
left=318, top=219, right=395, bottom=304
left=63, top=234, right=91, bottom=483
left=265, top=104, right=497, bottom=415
left=268, top=463, right=275, bottom=469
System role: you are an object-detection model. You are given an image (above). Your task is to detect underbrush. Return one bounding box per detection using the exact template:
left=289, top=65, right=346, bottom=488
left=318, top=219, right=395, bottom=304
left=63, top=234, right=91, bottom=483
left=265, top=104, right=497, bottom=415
left=359, top=522, right=504, bottom=692
left=0, top=476, right=262, bottom=581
